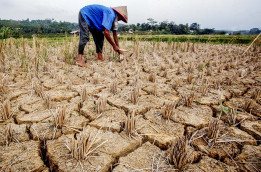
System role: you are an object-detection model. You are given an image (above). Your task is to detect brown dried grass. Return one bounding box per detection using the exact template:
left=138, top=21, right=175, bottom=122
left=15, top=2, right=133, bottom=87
left=96, top=95, right=107, bottom=114
left=226, top=108, right=237, bottom=125
left=93, top=73, right=100, bottom=84
left=57, top=74, right=63, bottom=84
left=43, top=93, right=52, bottom=109
left=187, top=63, right=194, bottom=73
left=0, top=79, right=5, bottom=93
left=187, top=74, right=193, bottom=84
left=131, top=87, right=139, bottom=104
left=81, top=85, right=88, bottom=102
left=207, top=119, right=221, bottom=144
left=125, top=111, right=136, bottom=137
left=55, top=106, right=66, bottom=129
left=110, top=80, right=118, bottom=95
left=201, top=83, right=209, bottom=96
left=162, top=101, right=177, bottom=120
left=168, top=137, right=191, bottom=170
left=251, top=88, right=261, bottom=100
left=4, top=124, right=13, bottom=146
left=149, top=73, right=156, bottom=83
left=176, top=67, right=181, bottom=75
left=1, top=99, right=12, bottom=121
left=152, top=84, right=157, bottom=96
left=172, top=79, right=181, bottom=90
left=32, top=79, right=43, bottom=98
left=184, top=92, right=195, bottom=107
left=243, top=100, right=252, bottom=112
left=65, top=128, right=106, bottom=161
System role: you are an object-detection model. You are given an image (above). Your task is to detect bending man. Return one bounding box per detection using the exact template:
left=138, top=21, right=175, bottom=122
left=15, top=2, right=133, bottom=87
left=77, top=4, right=128, bottom=67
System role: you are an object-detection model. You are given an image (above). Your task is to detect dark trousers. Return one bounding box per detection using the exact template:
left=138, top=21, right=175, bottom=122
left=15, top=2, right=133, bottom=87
left=78, top=12, right=104, bottom=54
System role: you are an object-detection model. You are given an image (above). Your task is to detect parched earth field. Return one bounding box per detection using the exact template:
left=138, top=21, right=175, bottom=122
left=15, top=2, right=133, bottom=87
left=0, top=38, right=261, bottom=171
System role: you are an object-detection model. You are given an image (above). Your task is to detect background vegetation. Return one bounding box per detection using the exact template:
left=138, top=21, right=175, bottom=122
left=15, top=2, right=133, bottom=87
left=0, top=19, right=78, bottom=38
left=0, top=18, right=260, bottom=46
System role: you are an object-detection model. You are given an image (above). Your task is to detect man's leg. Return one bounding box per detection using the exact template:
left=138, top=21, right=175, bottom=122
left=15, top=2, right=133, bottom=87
left=77, top=12, right=90, bottom=67
left=89, top=28, right=105, bottom=61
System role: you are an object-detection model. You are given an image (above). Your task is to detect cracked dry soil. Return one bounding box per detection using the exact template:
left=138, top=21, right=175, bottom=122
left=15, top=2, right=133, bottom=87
left=0, top=38, right=261, bottom=172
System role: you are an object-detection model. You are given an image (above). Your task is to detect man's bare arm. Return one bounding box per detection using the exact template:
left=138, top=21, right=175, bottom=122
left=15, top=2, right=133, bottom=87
left=104, top=29, right=123, bottom=54
left=113, top=31, right=119, bottom=47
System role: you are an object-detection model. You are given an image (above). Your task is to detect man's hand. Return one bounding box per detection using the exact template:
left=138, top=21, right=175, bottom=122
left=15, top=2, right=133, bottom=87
left=104, top=29, right=124, bottom=55
left=113, top=45, right=124, bottom=54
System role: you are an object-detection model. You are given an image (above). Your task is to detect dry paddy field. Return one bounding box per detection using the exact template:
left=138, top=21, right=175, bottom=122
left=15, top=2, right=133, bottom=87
left=0, top=37, right=261, bottom=171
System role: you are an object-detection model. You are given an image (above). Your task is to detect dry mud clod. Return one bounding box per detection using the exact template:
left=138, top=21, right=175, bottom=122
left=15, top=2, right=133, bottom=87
left=0, top=140, right=48, bottom=171
left=113, top=142, right=172, bottom=171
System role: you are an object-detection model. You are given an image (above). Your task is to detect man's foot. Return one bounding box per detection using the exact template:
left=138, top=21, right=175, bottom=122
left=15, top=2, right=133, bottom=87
left=76, top=60, right=87, bottom=67
left=97, top=53, right=104, bottom=61
left=97, top=56, right=104, bottom=61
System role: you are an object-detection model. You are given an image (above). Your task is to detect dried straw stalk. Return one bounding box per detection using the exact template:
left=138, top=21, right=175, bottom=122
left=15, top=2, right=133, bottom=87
left=125, top=111, right=136, bottom=137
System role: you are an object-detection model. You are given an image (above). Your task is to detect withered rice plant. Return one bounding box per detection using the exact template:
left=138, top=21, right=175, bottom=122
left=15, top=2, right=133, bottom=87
left=50, top=69, right=56, bottom=79
left=131, top=87, right=139, bottom=104
left=32, top=80, right=43, bottom=98
left=152, top=84, right=157, bottom=96
left=43, top=93, right=52, bottom=109
left=176, top=67, right=181, bottom=75
left=168, top=137, right=191, bottom=170
left=0, top=79, right=5, bottom=93
left=169, top=60, right=175, bottom=69
left=65, top=128, right=106, bottom=161
left=149, top=73, right=156, bottom=83
left=184, top=92, right=195, bottom=107
left=132, top=75, right=139, bottom=87
left=217, top=65, right=224, bottom=73
left=226, top=108, right=237, bottom=125
left=213, top=79, right=221, bottom=89
left=207, top=119, right=221, bottom=144
left=251, top=88, right=261, bottom=100
left=172, top=79, right=181, bottom=90
left=224, top=63, right=230, bottom=71
left=57, top=74, right=63, bottom=84
left=1, top=99, right=12, bottom=121
left=186, top=74, right=193, bottom=84
left=67, top=80, right=73, bottom=90
left=81, top=85, right=88, bottom=103
left=0, top=41, right=5, bottom=72
left=162, top=101, right=177, bottom=120
left=42, top=62, right=49, bottom=72
left=110, top=80, right=117, bottom=95
left=93, top=73, right=100, bottom=84
left=163, top=70, right=168, bottom=78
left=232, top=72, right=238, bottom=81
left=125, top=111, right=136, bottom=137
left=237, top=69, right=247, bottom=78
left=187, top=63, right=194, bottom=73
left=91, top=63, right=98, bottom=72
left=226, top=77, right=232, bottom=86
left=160, top=65, right=167, bottom=71
left=96, top=95, right=107, bottom=114
left=243, top=100, right=252, bottom=112
left=206, top=67, right=212, bottom=76
left=55, top=106, right=66, bottom=129
left=5, top=124, right=13, bottom=146
left=201, top=83, right=209, bottom=96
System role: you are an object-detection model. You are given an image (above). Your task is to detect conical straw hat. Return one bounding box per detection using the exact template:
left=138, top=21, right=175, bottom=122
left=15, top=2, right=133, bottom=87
left=112, top=6, right=128, bottom=23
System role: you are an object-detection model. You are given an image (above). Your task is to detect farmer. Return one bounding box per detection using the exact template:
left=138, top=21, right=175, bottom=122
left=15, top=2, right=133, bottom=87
left=76, top=4, right=128, bottom=67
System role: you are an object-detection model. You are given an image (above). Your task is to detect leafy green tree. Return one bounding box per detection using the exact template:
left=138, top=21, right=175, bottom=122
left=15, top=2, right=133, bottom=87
left=147, top=18, right=157, bottom=26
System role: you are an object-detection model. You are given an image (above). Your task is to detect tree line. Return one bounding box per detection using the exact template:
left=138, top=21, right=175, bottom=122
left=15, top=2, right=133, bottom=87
left=0, top=19, right=78, bottom=38
left=118, top=18, right=224, bottom=35
left=0, top=18, right=260, bottom=39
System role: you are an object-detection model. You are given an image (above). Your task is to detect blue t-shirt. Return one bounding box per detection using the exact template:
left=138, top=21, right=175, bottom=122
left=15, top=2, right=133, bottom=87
left=80, top=4, right=116, bottom=31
